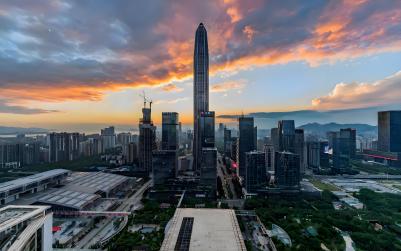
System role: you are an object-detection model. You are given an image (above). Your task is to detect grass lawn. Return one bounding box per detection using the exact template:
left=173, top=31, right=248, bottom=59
left=309, top=179, right=340, bottom=191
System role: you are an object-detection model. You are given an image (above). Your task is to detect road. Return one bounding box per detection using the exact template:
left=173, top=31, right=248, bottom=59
left=217, top=154, right=238, bottom=199
left=75, top=180, right=152, bottom=248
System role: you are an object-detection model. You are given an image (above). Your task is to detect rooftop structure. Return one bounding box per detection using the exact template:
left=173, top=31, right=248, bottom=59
left=36, top=189, right=100, bottom=211
left=0, top=169, right=70, bottom=205
left=161, top=208, right=246, bottom=251
left=64, top=172, right=130, bottom=197
left=0, top=205, right=52, bottom=251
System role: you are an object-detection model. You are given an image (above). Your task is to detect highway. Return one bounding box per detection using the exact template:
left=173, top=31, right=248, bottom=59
left=75, top=180, right=152, bottom=249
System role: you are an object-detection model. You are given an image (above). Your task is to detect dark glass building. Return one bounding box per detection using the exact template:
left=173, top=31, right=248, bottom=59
left=199, top=111, right=215, bottom=148
left=294, top=129, right=305, bottom=173
left=275, top=151, right=300, bottom=188
left=162, top=112, right=179, bottom=151
left=152, top=150, right=176, bottom=185
left=223, top=127, right=232, bottom=157
left=245, top=151, right=266, bottom=193
left=378, top=111, right=401, bottom=152
left=139, top=103, right=156, bottom=174
left=199, top=147, right=217, bottom=194
left=237, top=116, right=256, bottom=179
left=193, top=23, right=209, bottom=170
left=278, top=120, right=295, bottom=152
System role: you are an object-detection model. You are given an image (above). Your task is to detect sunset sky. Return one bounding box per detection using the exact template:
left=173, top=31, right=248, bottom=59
left=1, top=0, right=401, bottom=132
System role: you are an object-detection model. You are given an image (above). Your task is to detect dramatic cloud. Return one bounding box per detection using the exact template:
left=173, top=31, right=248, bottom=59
left=211, top=80, right=247, bottom=93
left=0, top=99, right=57, bottom=114
left=1, top=0, right=401, bottom=113
left=312, top=71, right=401, bottom=110
left=161, top=84, right=184, bottom=93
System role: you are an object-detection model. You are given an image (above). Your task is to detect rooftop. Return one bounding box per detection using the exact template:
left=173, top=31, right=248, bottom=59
left=0, top=169, right=70, bottom=193
left=37, top=189, right=100, bottom=210
left=160, top=208, right=246, bottom=251
left=64, top=172, right=129, bottom=194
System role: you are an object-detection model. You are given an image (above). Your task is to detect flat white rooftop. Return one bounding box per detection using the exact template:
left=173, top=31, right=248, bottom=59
left=160, top=208, right=246, bottom=251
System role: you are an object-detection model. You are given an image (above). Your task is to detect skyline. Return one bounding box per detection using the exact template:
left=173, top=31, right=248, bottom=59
left=1, top=1, right=401, bottom=131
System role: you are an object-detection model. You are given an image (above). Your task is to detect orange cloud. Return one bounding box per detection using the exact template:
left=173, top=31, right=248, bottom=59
left=312, top=71, right=401, bottom=110
left=211, top=80, right=247, bottom=93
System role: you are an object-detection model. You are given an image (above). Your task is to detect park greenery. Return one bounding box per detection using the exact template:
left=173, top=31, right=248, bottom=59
left=108, top=200, right=175, bottom=251
left=245, top=189, right=401, bottom=251
left=351, top=159, right=401, bottom=175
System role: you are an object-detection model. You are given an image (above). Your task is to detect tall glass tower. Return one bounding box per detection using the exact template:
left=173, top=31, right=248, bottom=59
left=193, top=23, right=209, bottom=170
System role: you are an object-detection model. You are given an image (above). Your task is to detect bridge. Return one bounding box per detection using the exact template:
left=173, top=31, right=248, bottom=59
left=53, top=210, right=131, bottom=217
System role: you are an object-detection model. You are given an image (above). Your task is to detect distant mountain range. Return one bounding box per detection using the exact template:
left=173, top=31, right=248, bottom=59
left=0, top=126, right=49, bottom=135
left=298, top=122, right=377, bottom=137
left=218, top=105, right=401, bottom=129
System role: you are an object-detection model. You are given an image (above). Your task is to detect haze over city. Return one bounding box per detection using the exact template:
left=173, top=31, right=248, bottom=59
left=1, top=0, right=401, bottom=132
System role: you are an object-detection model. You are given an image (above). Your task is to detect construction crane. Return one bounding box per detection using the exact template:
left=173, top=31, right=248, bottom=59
left=139, top=91, right=153, bottom=109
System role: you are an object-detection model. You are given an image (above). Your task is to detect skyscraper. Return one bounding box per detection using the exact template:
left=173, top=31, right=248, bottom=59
left=162, top=112, right=179, bottom=151
left=193, top=23, right=209, bottom=170
left=199, top=111, right=215, bottom=148
left=294, top=128, right=305, bottom=173
left=378, top=111, right=401, bottom=152
left=275, top=151, right=300, bottom=188
left=237, top=116, right=256, bottom=179
left=139, top=102, right=156, bottom=174
left=245, top=151, right=266, bottom=193
left=278, top=120, right=295, bottom=152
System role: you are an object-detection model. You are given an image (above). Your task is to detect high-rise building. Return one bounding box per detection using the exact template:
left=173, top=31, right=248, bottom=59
left=199, top=111, right=215, bottom=148
left=328, top=128, right=356, bottom=173
left=116, top=132, right=132, bottom=146
left=275, top=151, right=300, bottom=188
left=126, top=142, right=138, bottom=164
left=306, top=141, right=329, bottom=171
left=0, top=143, right=24, bottom=168
left=263, top=144, right=274, bottom=172
left=237, top=116, right=256, bottom=179
left=231, top=137, right=239, bottom=163
left=245, top=151, right=266, bottom=193
left=162, top=112, right=179, bottom=151
left=223, top=127, right=232, bottom=157
left=193, top=23, right=209, bottom=171
left=199, top=147, right=217, bottom=194
left=271, top=127, right=279, bottom=151
left=278, top=120, right=295, bottom=152
left=101, top=126, right=116, bottom=152
left=378, top=111, right=401, bottom=152
left=294, top=129, right=305, bottom=173
left=139, top=102, right=156, bottom=174
left=152, top=150, right=176, bottom=185
left=48, top=132, right=80, bottom=162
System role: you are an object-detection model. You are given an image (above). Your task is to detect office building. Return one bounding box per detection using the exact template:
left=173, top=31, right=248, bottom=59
left=275, top=151, right=300, bottom=188
left=278, top=120, right=295, bottom=152
left=0, top=205, right=53, bottom=251
left=306, top=141, right=329, bottom=171
left=48, top=132, right=80, bottom=163
left=193, top=23, right=210, bottom=171
left=237, top=116, right=256, bottom=179
left=264, top=144, right=274, bottom=172
left=328, top=128, right=356, bottom=173
left=231, top=137, right=239, bottom=163
left=271, top=127, right=279, bottom=151
left=223, top=127, right=232, bottom=157
left=245, top=151, right=266, bottom=193
left=126, top=142, right=138, bottom=164
left=161, top=208, right=246, bottom=251
left=294, top=129, right=305, bottom=173
left=139, top=102, right=157, bottom=174
left=199, top=111, right=215, bottom=148
left=101, top=126, right=116, bottom=152
left=162, top=112, right=179, bottom=151
left=152, top=150, right=176, bottom=185
left=199, top=148, right=217, bottom=194
left=378, top=111, right=401, bottom=152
